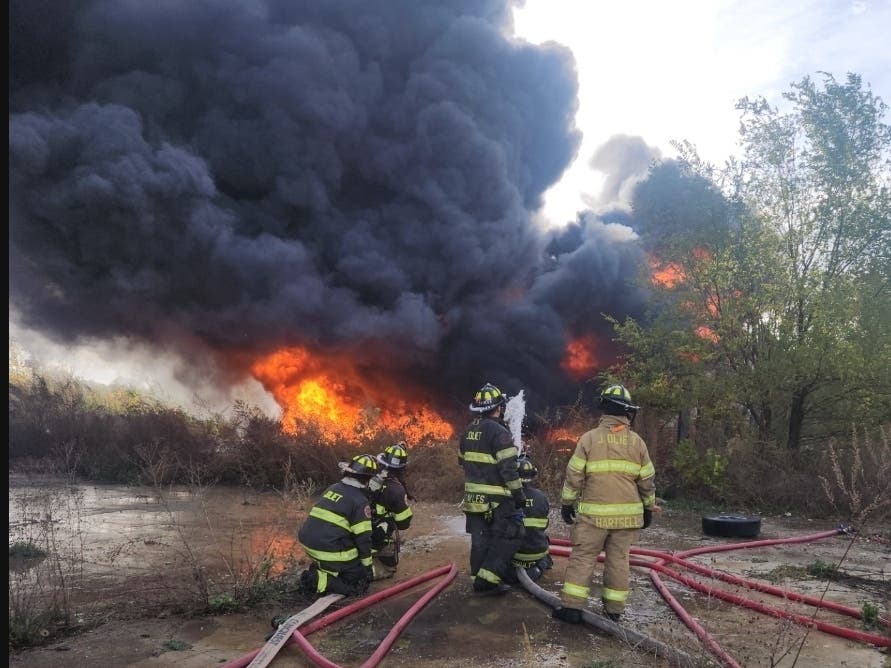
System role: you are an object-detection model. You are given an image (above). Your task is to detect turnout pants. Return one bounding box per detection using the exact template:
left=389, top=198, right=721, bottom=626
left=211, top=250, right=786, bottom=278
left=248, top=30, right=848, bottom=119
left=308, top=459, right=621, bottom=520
left=372, top=530, right=399, bottom=580
left=560, top=517, right=639, bottom=615
left=465, top=501, right=524, bottom=588
left=301, top=561, right=370, bottom=597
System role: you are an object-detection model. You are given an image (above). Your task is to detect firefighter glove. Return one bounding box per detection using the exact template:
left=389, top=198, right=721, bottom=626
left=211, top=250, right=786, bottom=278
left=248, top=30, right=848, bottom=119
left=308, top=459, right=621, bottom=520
left=561, top=504, right=576, bottom=524
left=372, top=523, right=387, bottom=549
left=642, top=507, right=653, bottom=529
left=364, top=565, right=375, bottom=582
left=510, top=510, right=525, bottom=526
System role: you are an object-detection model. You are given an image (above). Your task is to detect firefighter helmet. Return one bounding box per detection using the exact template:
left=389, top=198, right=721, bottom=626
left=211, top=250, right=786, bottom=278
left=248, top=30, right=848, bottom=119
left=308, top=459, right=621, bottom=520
left=340, top=454, right=380, bottom=478
left=600, top=384, right=639, bottom=416
left=517, top=455, right=538, bottom=481
left=377, top=441, right=408, bottom=470
left=469, top=382, right=506, bottom=413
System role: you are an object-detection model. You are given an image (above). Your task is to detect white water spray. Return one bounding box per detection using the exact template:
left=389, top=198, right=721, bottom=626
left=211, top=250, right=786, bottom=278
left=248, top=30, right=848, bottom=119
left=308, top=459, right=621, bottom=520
left=504, top=390, right=526, bottom=456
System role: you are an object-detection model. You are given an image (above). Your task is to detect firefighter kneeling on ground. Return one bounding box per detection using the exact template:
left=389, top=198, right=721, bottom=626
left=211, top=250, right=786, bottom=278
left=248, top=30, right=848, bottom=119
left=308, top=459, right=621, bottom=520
left=553, top=384, right=661, bottom=624
left=370, top=441, right=414, bottom=580
left=297, top=454, right=383, bottom=597
left=504, top=455, right=554, bottom=584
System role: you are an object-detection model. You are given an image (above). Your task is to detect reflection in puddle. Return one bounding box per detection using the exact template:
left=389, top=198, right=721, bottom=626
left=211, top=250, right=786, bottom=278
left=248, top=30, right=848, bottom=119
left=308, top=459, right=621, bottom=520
left=8, top=475, right=309, bottom=597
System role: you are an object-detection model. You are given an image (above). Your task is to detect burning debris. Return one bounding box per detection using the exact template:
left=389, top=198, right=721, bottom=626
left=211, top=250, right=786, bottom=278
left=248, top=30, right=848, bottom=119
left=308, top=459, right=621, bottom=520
left=10, top=0, right=660, bottom=435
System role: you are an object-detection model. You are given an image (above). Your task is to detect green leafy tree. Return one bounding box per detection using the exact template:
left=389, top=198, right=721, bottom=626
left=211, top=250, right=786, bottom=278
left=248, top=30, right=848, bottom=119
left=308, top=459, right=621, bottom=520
left=620, top=72, right=891, bottom=450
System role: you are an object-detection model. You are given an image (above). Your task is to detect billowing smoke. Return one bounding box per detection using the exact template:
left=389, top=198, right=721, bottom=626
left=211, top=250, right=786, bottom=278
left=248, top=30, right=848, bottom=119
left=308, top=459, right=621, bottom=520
left=588, top=134, right=662, bottom=210
left=10, top=0, right=652, bottom=418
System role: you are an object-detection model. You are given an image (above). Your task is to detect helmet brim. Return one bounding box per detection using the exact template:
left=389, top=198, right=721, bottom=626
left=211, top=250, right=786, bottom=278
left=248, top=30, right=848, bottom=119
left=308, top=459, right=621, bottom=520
left=375, top=454, right=406, bottom=469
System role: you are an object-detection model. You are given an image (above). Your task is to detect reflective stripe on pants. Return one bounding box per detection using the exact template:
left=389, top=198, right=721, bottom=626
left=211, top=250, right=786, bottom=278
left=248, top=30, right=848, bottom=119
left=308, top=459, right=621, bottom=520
left=465, top=502, right=523, bottom=586
left=559, top=516, right=638, bottom=614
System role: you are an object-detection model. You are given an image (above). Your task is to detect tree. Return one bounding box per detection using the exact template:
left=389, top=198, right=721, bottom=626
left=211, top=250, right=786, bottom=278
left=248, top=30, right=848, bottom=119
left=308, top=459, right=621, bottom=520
left=619, top=73, right=891, bottom=450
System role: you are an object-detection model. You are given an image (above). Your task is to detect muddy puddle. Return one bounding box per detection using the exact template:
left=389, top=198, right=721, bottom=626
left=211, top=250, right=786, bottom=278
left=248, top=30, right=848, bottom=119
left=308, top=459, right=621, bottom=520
left=8, top=474, right=891, bottom=667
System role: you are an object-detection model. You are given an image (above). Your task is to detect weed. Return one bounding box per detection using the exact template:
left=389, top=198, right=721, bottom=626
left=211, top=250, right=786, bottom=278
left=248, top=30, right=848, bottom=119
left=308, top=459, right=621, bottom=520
left=208, top=594, right=238, bottom=613
left=763, top=564, right=809, bottom=583
left=860, top=601, right=879, bottom=629
left=161, top=639, right=192, bottom=651
left=819, top=425, right=891, bottom=526
left=8, top=486, right=87, bottom=648
left=806, top=559, right=840, bottom=580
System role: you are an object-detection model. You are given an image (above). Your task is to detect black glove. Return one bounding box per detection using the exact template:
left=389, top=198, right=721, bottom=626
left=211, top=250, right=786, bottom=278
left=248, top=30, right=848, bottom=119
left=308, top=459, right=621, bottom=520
left=512, top=490, right=527, bottom=511
left=364, top=564, right=375, bottom=582
left=642, top=507, right=653, bottom=529
left=561, top=504, right=576, bottom=524
left=372, top=523, right=387, bottom=549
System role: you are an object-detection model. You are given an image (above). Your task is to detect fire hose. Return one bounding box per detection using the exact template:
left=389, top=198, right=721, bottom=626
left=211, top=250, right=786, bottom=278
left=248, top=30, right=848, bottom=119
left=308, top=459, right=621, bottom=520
left=548, top=527, right=890, bottom=668
left=514, top=565, right=698, bottom=667
left=222, top=562, right=457, bottom=668
left=550, top=528, right=887, bottom=626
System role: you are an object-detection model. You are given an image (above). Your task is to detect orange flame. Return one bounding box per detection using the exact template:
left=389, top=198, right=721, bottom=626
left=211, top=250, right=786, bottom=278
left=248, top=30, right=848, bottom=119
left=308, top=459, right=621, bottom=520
left=648, top=254, right=686, bottom=288
left=251, top=346, right=453, bottom=443
left=562, top=335, right=599, bottom=380
left=696, top=326, right=719, bottom=343
left=548, top=427, right=581, bottom=443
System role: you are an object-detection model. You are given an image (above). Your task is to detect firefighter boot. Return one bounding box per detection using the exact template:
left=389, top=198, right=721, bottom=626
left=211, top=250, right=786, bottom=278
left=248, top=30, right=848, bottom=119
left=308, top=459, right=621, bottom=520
left=605, top=611, right=622, bottom=622
left=472, top=578, right=511, bottom=596
left=552, top=607, right=582, bottom=624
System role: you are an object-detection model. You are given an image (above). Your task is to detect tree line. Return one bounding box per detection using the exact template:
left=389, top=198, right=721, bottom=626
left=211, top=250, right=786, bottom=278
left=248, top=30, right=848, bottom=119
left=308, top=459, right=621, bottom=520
left=610, top=72, right=890, bottom=453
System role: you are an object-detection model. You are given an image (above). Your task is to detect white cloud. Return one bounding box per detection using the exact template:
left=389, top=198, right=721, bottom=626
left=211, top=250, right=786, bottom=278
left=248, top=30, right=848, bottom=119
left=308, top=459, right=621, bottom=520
left=513, top=0, right=891, bottom=225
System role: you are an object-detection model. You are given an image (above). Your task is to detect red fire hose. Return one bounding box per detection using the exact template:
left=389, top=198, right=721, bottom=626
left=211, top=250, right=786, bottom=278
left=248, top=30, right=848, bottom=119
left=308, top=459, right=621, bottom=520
left=550, top=526, right=890, bottom=668
left=291, top=562, right=457, bottom=668
left=222, top=562, right=456, bottom=668
left=643, top=558, right=890, bottom=647
left=551, top=538, right=891, bottom=627
left=549, top=545, right=742, bottom=668
left=632, top=546, right=873, bottom=622
left=674, top=528, right=843, bottom=559
left=550, top=527, right=881, bottom=624
left=646, top=559, right=743, bottom=668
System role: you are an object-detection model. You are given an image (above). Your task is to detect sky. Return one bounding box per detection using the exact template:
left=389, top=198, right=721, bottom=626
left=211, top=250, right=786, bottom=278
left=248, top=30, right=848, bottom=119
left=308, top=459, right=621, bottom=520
left=9, top=0, right=890, bottom=421
left=512, top=0, right=891, bottom=225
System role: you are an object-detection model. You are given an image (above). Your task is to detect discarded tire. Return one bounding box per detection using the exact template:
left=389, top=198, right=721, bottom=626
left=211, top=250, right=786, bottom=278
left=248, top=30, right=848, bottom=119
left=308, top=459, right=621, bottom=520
left=702, top=514, right=761, bottom=538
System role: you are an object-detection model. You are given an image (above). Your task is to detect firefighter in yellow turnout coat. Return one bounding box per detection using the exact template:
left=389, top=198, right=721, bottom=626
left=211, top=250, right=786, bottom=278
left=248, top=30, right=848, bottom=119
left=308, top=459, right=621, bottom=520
left=554, top=384, right=660, bottom=623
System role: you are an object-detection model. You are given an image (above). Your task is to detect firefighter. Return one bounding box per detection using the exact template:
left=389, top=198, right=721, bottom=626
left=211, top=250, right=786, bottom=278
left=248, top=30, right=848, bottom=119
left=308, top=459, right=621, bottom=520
left=553, top=384, right=661, bottom=623
left=459, top=382, right=527, bottom=595
left=505, top=455, right=553, bottom=584
left=297, top=454, right=381, bottom=597
left=371, top=441, right=414, bottom=579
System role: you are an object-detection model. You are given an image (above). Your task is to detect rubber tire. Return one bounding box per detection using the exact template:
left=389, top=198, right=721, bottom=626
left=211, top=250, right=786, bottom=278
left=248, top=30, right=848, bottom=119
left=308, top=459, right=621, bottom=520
left=702, top=513, right=761, bottom=538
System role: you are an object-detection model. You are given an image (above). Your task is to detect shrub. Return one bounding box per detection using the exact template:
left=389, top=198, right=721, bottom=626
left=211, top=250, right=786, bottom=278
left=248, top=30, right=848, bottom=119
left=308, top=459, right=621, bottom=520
left=819, top=424, right=891, bottom=527
left=860, top=601, right=879, bottom=629
left=671, top=438, right=728, bottom=499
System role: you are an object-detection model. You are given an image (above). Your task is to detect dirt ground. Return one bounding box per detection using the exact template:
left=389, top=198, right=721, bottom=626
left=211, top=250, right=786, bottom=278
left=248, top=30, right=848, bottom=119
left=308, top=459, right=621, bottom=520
left=8, top=477, right=891, bottom=667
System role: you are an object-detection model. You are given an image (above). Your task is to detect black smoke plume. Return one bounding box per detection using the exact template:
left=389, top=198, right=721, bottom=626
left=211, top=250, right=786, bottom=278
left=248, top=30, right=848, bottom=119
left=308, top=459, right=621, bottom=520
left=10, top=0, right=652, bottom=417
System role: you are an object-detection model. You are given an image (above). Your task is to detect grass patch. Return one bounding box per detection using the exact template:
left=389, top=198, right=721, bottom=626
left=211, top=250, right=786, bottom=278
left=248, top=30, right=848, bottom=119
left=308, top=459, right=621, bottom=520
left=806, top=559, right=840, bottom=580
left=763, top=559, right=841, bottom=583
left=763, top=564, right=809, bottom=583
left=860, top=601, right=880, bottom=629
